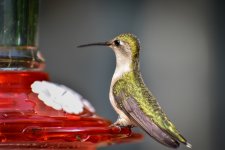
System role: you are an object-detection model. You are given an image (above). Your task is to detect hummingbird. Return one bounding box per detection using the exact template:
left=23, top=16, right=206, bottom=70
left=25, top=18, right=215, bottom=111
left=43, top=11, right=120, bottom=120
left=78, top=33, right=191, bottom=149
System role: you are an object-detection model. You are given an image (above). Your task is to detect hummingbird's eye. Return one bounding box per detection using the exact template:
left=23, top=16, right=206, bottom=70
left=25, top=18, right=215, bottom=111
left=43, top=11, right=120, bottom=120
left=114, top=40, right=121, bottom=47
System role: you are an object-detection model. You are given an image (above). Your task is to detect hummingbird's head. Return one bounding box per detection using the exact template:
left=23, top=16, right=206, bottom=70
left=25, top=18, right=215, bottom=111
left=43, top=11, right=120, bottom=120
left=78, top=33, right=141, bottom=70
left=109, top=33, right=140, bottom=60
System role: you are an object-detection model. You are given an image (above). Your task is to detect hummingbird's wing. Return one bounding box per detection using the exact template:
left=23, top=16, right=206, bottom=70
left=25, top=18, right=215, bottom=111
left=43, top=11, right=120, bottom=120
left=114, top=91, right=180, bottom=148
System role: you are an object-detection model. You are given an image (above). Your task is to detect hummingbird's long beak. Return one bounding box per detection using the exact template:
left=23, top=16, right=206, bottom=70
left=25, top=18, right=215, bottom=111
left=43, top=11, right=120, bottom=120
left=77, top=41, right=111, bottom=48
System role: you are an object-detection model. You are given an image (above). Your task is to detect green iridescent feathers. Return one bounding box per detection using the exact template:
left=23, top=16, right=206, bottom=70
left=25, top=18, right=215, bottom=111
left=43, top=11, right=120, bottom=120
left=113, top=71, right=187, bottom=145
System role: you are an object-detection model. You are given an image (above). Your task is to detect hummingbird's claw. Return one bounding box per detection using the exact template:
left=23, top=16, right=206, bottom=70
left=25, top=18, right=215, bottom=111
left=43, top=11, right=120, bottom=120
left=127, top=125, right=135, bottom=128
left=109, top=124, right=122, bottom=132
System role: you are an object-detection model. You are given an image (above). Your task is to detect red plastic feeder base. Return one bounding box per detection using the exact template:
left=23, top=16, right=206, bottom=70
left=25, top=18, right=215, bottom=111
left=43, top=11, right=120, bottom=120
left=0, top=71, right=142, bottom=149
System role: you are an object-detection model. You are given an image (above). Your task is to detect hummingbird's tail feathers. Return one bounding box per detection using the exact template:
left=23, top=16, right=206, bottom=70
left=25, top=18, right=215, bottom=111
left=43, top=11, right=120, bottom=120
left=161, top=128, right=192, bottom=149
left=117, top=95, right=180, bottom=148
left=163, top=125, right=192, bottom=149
left=179, top=135, right=192, bottom=149
left=186, top=142, right=192, bottom=149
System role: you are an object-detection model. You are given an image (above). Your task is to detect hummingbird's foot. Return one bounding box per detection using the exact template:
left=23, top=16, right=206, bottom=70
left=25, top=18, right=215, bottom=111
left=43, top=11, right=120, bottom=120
left=109, top=123, right=134, bottom=130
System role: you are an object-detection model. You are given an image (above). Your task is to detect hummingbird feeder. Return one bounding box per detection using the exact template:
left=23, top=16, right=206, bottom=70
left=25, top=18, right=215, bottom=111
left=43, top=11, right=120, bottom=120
left=0, top=0, right=142, bottom=149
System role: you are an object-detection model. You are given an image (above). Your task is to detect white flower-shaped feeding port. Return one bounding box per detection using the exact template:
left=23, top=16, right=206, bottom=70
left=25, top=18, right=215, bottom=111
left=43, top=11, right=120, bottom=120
left=31, top=81, right=95, bottom=114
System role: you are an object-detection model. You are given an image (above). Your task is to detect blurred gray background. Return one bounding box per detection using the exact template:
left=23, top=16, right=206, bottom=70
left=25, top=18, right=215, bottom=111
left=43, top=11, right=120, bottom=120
left=39, top=0, right=225, bottom=150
